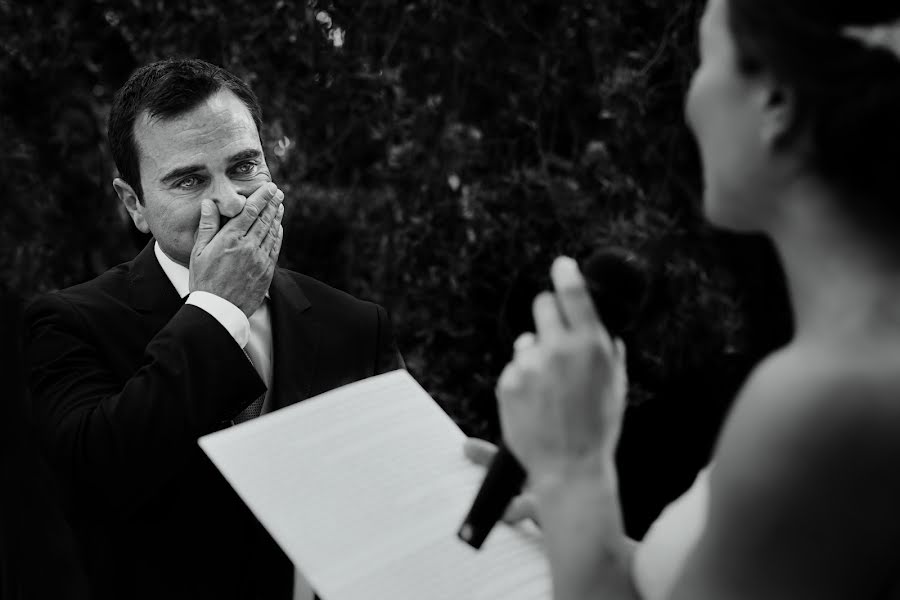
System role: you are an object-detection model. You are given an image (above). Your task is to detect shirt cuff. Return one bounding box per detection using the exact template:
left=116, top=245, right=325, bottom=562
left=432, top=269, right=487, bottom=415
left=186, top=291, right=250, bottom=348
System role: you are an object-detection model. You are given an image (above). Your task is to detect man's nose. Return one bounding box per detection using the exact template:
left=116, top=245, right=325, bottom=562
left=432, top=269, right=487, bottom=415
left=209, top=179, right=247, bottom=219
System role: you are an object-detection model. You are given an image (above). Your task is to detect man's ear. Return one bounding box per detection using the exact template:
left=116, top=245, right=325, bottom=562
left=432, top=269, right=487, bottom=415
left=113, top=178, right=149, bottom=233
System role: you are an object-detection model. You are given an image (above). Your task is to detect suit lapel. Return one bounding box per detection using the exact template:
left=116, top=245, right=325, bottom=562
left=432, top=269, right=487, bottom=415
left=128, top=240, right=185, bottom=334
left=269, top=269, right=318, bottom=410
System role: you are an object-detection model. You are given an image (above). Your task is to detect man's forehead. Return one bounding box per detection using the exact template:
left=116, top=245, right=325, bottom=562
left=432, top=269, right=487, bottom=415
left=133, top=90, right=261, bottom=174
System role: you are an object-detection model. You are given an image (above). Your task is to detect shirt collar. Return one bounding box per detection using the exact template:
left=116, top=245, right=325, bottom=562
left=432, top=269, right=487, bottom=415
left=153, top=241, right=270, bottom=300
left=154, top=242, right=191, bottom=299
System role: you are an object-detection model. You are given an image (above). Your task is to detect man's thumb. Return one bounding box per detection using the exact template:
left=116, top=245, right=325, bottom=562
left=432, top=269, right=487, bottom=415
left=194, top=199, right=219, bottom=249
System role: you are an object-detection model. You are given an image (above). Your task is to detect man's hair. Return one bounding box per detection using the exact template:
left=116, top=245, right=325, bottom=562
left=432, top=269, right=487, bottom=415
left=107, top=58, right=263, bottom=202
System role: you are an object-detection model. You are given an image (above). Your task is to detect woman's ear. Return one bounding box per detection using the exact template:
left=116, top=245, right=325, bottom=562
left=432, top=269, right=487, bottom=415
left=759, top=81, right=799, bottom=151
left=113, top=178, right=150, bottom=233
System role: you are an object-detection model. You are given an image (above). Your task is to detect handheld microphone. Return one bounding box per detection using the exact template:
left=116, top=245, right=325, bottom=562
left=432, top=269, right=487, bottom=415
left=457, top=246, right=650, bottom=549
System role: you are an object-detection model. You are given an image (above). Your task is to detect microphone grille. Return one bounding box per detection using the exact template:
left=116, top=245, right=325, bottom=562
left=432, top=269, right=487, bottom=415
left=580, top=246, right=650, bottom=338
left=500, top=246, right=652, bottom=342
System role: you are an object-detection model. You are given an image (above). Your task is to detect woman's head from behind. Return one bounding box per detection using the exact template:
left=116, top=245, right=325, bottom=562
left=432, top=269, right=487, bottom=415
left=687, top=0, right=900, bottom=241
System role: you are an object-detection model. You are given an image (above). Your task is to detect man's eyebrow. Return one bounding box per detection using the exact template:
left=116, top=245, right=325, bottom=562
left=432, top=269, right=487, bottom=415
left=228, top=149, right=262, bottom=164
left=160, top=164, right=204, bottom=185
left=159, top=150, right=261, bottom=185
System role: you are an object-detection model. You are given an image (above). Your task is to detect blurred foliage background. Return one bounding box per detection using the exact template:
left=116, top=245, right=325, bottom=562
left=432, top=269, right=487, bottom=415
left=1, top=0, right=791, bottom=535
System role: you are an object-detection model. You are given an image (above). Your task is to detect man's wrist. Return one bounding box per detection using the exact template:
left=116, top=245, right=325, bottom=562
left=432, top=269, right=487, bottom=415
left=186, top=291, right=250, bottom=347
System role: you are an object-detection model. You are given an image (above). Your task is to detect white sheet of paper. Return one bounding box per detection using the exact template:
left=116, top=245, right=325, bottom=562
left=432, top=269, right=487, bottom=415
left=199, top=369, right=552, bottom=600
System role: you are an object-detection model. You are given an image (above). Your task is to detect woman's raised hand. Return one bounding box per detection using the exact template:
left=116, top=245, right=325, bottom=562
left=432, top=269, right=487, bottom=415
left=496, top=256, right=628, bottom=489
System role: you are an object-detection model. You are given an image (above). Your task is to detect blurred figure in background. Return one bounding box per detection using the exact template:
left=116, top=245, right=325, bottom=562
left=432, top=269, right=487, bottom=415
left=0, top=285, right=91, bottom=600
left=472, top=0, right=900, bottom=598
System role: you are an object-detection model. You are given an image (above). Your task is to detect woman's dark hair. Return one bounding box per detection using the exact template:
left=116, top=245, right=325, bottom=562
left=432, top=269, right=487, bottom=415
left=726, top=0, right=900, bottom=238
left=107, top=58, right=263, bottom=202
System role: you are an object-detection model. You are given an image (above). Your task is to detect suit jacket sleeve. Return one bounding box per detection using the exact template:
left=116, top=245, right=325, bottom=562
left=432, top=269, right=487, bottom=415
left=25, top=292, right=266, bottom=519
left=374, top=303, right=405, bottom=375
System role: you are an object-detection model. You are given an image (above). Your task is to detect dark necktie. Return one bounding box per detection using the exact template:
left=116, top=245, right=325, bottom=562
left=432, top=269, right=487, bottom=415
left=233, top=299, right=269, bottom=424
left=233, top=390, right=265, bottom=424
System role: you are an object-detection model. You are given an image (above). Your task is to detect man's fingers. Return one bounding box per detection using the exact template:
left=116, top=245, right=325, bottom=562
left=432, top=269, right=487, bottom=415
left=261, top=204, right=285, bottom=252
left=233, top=182, right=277, bottom=233
left=269, top=222, right=284, bottom=262
left=194, top=199, right=220, bottom=252
left=550, top=256, right=600, bottom=329
left=245, top=182, right=277, bottom=225
left=247, top=188, right=284, bottom=243
left=247, top=190, right=280, bottom=240
left=463, top=437, right=498, bottom=467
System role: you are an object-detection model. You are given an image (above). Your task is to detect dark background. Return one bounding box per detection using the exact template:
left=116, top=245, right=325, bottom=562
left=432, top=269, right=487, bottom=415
left=1, top=0, right=792, bottom=583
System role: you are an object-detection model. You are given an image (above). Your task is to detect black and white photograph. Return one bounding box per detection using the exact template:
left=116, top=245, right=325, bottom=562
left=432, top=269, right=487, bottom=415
left=2, top=1, right=899, bottom=598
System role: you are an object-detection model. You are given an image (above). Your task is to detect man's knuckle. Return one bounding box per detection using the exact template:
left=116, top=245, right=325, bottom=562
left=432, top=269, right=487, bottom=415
left=244, top=203, right=261, bottom=219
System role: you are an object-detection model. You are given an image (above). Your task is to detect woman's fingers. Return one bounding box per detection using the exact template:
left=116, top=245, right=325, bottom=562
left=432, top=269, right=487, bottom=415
left=549, top=256, right=601, bottom=329
left=514, top=332, right=536, bottom=354
left=464, top=438, right=540, bottom=527
left=503, top=493, right=540, bottom=526
left=532, top=292, right=565, bottom=342
left=494, top=258, right=629, bottom=486
left=463, top=437, right=498, bottom=467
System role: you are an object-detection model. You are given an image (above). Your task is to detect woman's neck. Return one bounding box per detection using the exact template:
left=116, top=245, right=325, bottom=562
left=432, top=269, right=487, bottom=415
left=766, top=180, right=900, bottom=343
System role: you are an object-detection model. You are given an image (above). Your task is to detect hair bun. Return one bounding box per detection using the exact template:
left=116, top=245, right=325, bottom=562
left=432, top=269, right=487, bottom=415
left=843, top=17, right=900, bottom=59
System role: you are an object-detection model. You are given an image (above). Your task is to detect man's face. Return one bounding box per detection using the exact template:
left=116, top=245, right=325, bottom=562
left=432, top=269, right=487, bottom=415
left=116, top=89, right=272, bottom=266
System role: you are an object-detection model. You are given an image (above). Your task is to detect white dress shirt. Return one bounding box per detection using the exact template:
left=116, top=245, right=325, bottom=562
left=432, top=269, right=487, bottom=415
left=153, top=242, right=274, bottom=414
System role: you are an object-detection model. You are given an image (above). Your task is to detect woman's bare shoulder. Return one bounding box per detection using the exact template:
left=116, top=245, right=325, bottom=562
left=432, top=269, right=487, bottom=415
left=670, top=343, right=900, bottom=600
left=715, top=339, right=900, bottom=487
left=753, top=341, right=900, bottom=417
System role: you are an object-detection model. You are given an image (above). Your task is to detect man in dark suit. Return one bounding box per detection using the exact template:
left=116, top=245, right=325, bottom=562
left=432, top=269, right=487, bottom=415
left=25, top=59, right=402, bottom=600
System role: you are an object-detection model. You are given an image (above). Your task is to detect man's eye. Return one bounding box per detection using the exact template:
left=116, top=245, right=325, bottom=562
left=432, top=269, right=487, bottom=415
left=234, top=161, right=259, bottom=176
left=177, top=175, right=202, bottom=189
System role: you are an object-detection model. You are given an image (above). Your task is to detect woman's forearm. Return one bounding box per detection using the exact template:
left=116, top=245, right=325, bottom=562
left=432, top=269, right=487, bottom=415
left=534, top=460, right=641, bottom=600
